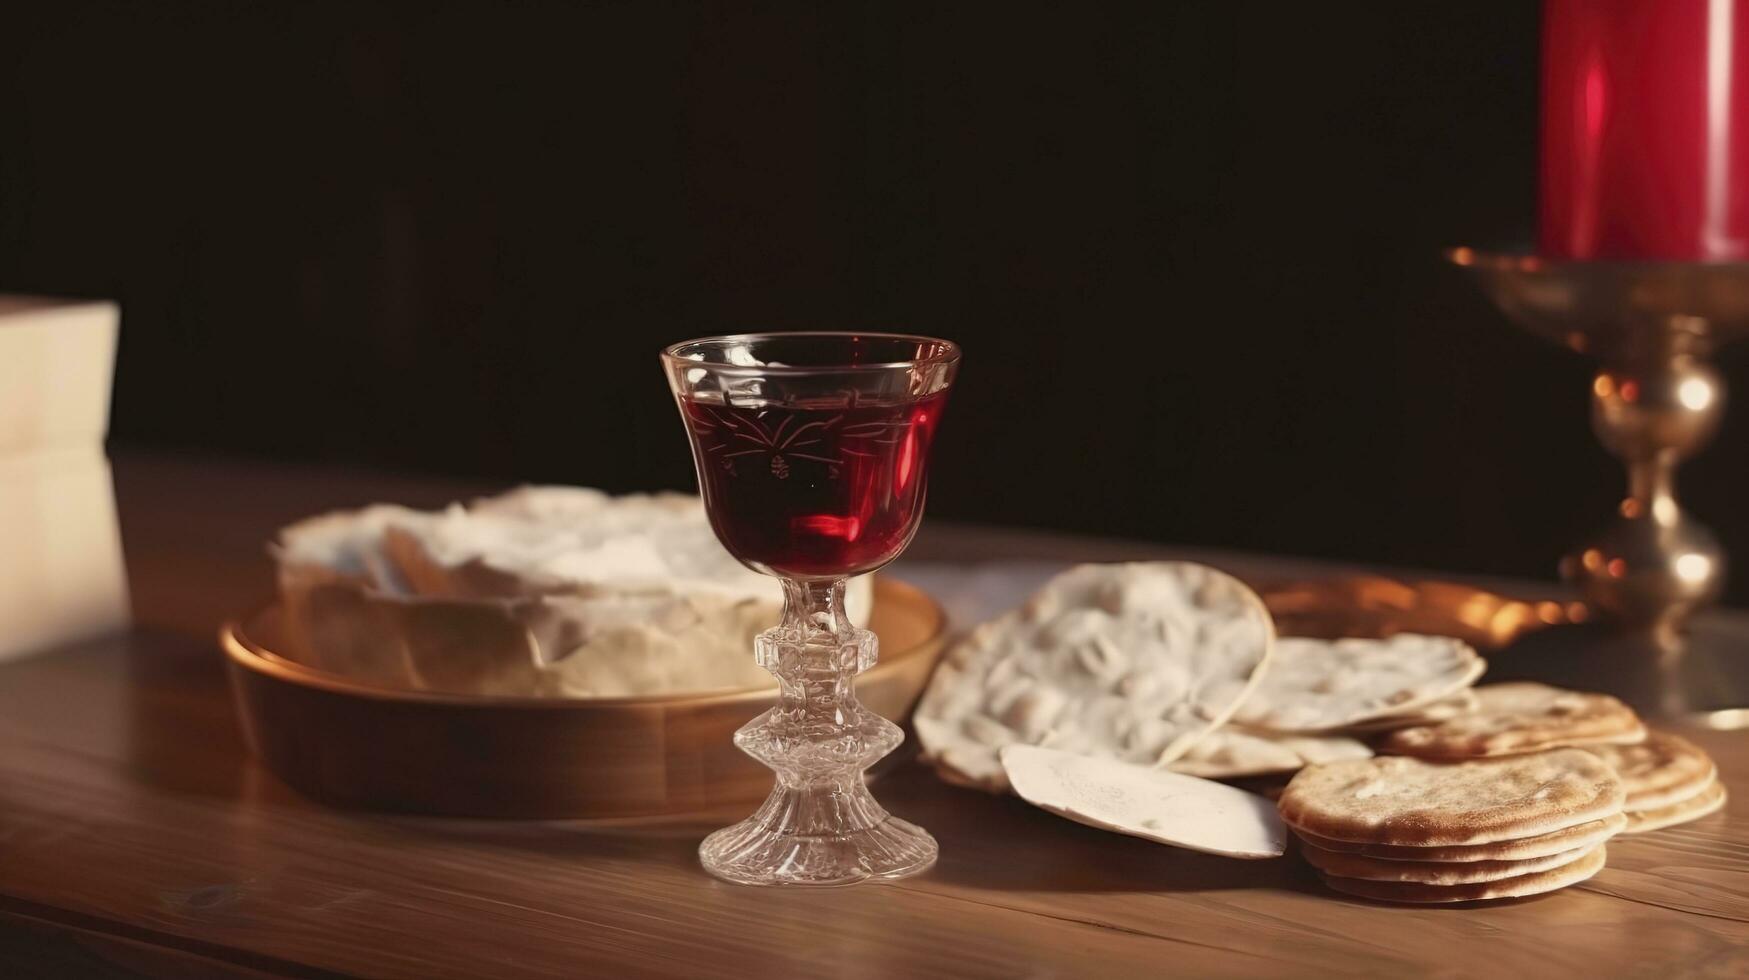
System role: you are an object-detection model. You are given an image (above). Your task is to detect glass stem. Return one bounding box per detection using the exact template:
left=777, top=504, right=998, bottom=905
left=724, top=582, right=892, bottom=825
left=751, top=578, right=883, bottom=789
left=697, top=576, right=937, bottom=884
left=760, top=579, right=877, bottom=714
left=780, top=578, right=855, bottom=635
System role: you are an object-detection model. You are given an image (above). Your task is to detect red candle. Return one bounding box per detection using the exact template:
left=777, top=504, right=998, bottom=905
left=1540, top=0, right=1749, bottom=260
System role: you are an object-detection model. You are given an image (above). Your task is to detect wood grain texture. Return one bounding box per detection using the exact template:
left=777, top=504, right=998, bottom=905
left=0, top=907, right=297, bottom=980
left=0, top=454, right=1741, bottom=978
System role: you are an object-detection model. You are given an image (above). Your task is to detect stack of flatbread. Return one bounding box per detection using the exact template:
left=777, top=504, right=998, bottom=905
left=1362, top=681, right=1725, bottom=828
left=1377, top=681, right=1646, bottom=758
left=1280, top=681, right=1727, bottom=900
left=913, top=561, right=1728, bottom=889
left=1278, top=752, right=1623, bottom=902
left=1174, top=633, right=1486, bottom=781
left=1586, top=732, right=1726, bottom=833
left=913, top=561, right=1489, bottom=790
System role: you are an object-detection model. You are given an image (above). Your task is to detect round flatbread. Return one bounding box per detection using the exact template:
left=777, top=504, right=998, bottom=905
left=1339, top=690, right=1479, bottom=733
left=1379, top=683, right=1645, bottom=759
left=1584, top=731, right=1717, bottom=812
left=1291, top=813, right=1626, bottom=862
left=1622, top=779, right=1727, bottom=834
left=915, top=562, right=1274, bottom=791
left=1169, top=729, right=1371, bottom=779
left=1320, top=845, right=1606, bottom=903
left=1000, top=744, right=1286, bottom=859
left=1279, top=750, right=1625, bottom=847
left=1299, top=841, right=1592, bottom=884
left=1227, top=634, right=1483, bottom=733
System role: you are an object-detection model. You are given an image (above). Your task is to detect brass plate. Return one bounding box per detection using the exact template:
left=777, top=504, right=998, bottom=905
left=1257, top=575, right=1586, bottom=650
left=221, top=577, right=948, bottom=818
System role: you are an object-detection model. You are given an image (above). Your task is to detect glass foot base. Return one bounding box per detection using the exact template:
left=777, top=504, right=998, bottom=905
left=699, top=784, right=938, bottom=886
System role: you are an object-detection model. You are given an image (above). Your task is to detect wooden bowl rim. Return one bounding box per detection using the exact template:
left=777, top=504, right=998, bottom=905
left=219, top=575, right=947, bottom=710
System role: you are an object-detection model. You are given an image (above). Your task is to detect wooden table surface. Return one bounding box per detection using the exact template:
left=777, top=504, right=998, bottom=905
left=1, top=454, right=1745, bottom=978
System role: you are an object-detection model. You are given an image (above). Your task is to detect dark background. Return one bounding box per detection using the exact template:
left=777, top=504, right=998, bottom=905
left=5, top=2, right=1748, bottom=598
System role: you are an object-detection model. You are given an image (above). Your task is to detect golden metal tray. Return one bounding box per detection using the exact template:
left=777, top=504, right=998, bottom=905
left=221, top=577, right=948, bottom=819
left=1257, top=575, right=1587, bottom=649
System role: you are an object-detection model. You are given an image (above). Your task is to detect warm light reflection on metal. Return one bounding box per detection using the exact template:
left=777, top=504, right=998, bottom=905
left=1675, top=552, right=1713, bottom=583
left=1679, top=376, right=1714, bottom=410
left=1619, top=498, right=1642, bottom=518
left=1258, top=576, right=1581, bottom=650
left=1695, top=708, right=1749, bottom=730
left=1653, top=496, right=1680, bottom=523
left=1456, top=594, right=1494, bottom=625
left=1450, top=250, right=1739, bottom=632
left=1489, top=606, right=1533, bottom=639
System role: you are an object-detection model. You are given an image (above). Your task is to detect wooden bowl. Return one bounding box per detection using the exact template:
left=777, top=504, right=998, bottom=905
left=221, top=577, right=948, bottom=818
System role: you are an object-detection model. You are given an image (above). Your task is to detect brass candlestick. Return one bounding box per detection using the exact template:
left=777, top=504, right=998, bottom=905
left=1451, top=250, right=1749, bottom=643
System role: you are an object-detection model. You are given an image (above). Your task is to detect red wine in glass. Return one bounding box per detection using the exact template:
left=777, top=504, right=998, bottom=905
left=682, top=390, right=947, bottom=578
left=663, top=331, right=959, bottom=886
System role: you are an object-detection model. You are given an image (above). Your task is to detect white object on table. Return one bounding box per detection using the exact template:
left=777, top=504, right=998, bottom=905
left=0, top=297, right=119, bottom=455
left=0, top=297, right=128, bottom=659
left=1001, top=744, right=1287, bottom=858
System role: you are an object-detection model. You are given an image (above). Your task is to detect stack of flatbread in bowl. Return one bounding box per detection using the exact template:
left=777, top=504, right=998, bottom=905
left=913, top=561, right=1727, bottom=904
left=274, top=487, right=873, bottom=696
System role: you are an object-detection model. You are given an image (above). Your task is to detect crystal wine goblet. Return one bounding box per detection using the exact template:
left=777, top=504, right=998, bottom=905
left=661, top=332, right=960, bottom=886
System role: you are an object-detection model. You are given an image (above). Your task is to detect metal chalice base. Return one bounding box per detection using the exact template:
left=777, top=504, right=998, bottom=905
left=1453, top=250, right=1749, bottom=720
